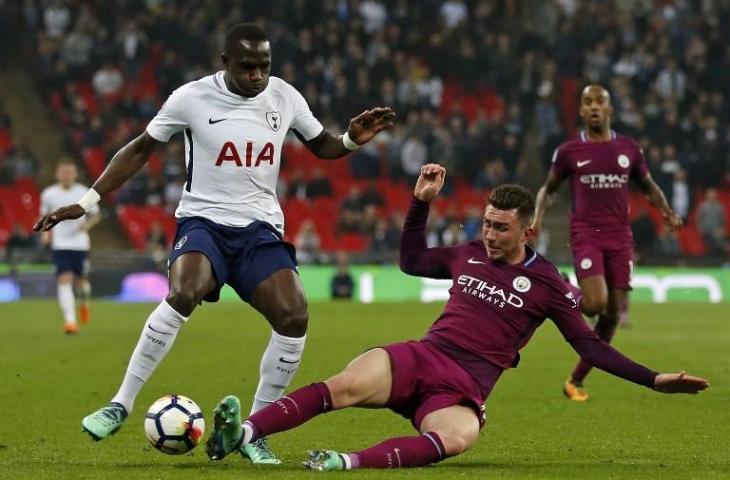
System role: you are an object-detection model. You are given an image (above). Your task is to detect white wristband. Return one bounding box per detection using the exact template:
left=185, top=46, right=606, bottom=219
left=342, top=131, right=360, bottom=151
left=77, top=188, right=101, bottom=212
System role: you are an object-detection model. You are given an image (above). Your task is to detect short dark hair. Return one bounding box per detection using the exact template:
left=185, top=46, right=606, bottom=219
left=224, top=23, right=268, bottom=53
left=488, top=184, right=535, bottom=226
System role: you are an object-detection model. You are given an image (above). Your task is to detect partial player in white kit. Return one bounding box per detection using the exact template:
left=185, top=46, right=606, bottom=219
left=40, top=158, right=100, bottom=334
left=34, top=23, right=395, bottom=463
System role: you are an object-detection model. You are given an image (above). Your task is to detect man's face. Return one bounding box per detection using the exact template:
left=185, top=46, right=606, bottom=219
left=579, top=86, right=612, bottom=131
left=56, top=164, right=77, bottom=187
left=482, top=205, right=531, bottom=263
left=222, top=40, right=271, bottom=97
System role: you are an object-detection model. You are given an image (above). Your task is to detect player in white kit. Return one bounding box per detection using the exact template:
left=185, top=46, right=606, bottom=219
left=40, top=159, right=100, bottom=334
left=34, top=23, right=395, bottom=463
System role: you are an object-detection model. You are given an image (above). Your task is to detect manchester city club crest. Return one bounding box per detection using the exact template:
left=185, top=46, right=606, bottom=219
left=512, top=276, right=531, bottom=293
left=617, top=154, right=630, bottom=168
left=266, top=111, right=281, bottom=131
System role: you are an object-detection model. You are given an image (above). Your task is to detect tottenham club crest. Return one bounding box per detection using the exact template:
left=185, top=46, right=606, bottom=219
left=512, top=276, right=531, bottom=293
left=617, top=154, right=630, bottom=168
left=175, top=235, right=188, bottom=250
left=266, top=111, right=281, bottom=132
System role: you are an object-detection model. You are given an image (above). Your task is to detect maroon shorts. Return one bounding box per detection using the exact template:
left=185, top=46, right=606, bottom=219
left=570, top=227, right=634, bottom=290
left=381, top=340, right=496, bottom=431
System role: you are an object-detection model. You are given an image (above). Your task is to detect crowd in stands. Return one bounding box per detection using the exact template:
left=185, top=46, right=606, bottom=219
left=1, top=0, right=729, bottom=263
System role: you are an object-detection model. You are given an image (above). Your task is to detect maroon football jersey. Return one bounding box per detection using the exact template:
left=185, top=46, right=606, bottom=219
left=400, top=197, right=657, bottom=392
left=550, top=130, right=649, bottom=232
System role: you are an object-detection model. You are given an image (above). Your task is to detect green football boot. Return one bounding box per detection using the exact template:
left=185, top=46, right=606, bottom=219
left=206, top=395, right=244, bottom=460
left=81, top=402, right=128, bottom=441
left=240, top=437, right=282, bottom=465
left=303, top=450, right=346, bottom=471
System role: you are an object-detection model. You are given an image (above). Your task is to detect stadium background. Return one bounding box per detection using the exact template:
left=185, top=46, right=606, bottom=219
left=0, top=0, right=729, bottom=302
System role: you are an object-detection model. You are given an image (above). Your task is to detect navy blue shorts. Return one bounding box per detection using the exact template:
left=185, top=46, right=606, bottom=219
left=168, top=217, right=298, bottom=303
left=53, top=250, right=90, bottom=277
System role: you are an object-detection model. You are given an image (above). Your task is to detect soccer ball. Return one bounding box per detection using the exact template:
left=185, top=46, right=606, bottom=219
left=144, top=394, right=205, bottom=455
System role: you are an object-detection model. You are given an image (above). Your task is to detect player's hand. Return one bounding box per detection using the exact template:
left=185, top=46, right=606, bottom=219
left=414, top=163, right=446, bottom=202
left=347, top=107, right=396, bottom=145
left=653, top=371, right=709, bottom=394
left=662, top=210, right=683, bottom=230
left=33, top=204, right=86, bottom=232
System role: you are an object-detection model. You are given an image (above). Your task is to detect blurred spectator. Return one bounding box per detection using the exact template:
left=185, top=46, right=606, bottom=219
left=294, top=220, right=324, bottom=264
left=92, top=61, right=124, bottom=97
left=286, top=168, right=308, bottom=200
left=146, top=221, right=168, bottom=269
left=5, top=224, right=37, bottom=267
left=330, top=251, right=355, bottom=300
left=631, top=208, right=658, bottom=260
left=697, top=188, right=727, bottom=254
left=360, top=180, right=385, bottom=208
left=306, top=168, right=333, bottom=199
left=671, top=168, right=690, bottom=221
left=6, top=142, right=39, bottom=180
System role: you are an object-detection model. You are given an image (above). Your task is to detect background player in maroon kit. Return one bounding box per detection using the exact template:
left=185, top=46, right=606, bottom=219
left=532, top=85, right=683, bottom=402
left=204, top=164, right=706, bottom=470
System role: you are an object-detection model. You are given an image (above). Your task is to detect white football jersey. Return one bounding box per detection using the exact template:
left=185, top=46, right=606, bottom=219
left=146, top=72, right=324, bottom=231
left=40, top=183, right=98, bottom=250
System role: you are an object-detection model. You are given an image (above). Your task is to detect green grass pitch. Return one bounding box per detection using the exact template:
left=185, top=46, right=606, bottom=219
left=1, top=300, right=728, bottom=479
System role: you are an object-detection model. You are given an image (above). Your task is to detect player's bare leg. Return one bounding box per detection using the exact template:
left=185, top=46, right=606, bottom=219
left=83, top=253, right=214, bottom=440
left=236, top=268, right=309, bottom=464
left=57, top=272, right=78, bottom=334
left=75, top=277, right=92, bottom=325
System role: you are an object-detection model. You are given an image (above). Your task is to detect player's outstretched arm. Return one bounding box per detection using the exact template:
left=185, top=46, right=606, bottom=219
left=654, top=371, right=709, bottom=394
left=34, top=132, right=161, bottom=232
left=304, top=107, right=396, bottom=159
left=400, top=164, right=452, bottom=279
left=637, top=173, right=683, bottom=230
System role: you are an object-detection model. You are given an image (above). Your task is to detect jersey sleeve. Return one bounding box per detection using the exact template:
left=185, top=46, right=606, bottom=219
left=549, top=144, right=572, bottom=180
left=630, top=143, right=650, bottom=180
left=146, top=87, right=190, bottom=142
left=546, top=276, right=658, bottom=388
left=399, top=197, right=453, bottom=279
left=289, top=86, right=324, bottom=141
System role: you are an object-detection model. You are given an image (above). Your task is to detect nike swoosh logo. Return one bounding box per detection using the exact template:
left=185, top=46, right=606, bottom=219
left=467, top=257, right=486, bottom=265
left=279, top=357, right=299, bottom=364
left=147, top=324, right=172, bottom=335
left=208, top=118, right=228, bottom=124
left=577, top=160, right=592, bottom=167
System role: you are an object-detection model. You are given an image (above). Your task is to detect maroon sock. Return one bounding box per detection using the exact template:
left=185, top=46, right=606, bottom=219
left=572, top=313, right=619, bottom=383
left=348, top=432, right=445, bottom=469
left=246, top=382, right=332, bottom=441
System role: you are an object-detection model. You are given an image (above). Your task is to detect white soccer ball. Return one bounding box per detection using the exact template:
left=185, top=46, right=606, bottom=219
left=144, top=394, right=205, bottom=455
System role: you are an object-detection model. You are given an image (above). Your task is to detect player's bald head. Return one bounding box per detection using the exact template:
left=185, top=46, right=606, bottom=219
left=581, top=85, right=611, bottom=104
left=224, top=23, right=269, bottom=55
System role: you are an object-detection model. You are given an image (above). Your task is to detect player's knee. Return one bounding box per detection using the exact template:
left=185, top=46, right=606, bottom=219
left=166, top=288, right=203, bottom=316
left=437, top=426, right=479, bottom=456
left=324, top=372, right=362, bottom=408
left=271, top=303, right=308, bottom=337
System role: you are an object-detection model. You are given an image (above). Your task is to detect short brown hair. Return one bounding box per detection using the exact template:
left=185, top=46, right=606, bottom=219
left=488, top=184, right=535, bottom=226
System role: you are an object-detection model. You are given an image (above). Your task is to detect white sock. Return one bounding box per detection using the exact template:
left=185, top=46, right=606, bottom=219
left=249, top=331, right=306, bottom=415
left=57, top=282, right=76, bottom=325
left=111, top=300, right=188, bottom=413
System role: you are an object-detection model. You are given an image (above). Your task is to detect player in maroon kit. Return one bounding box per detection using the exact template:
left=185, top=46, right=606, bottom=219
left=204, top=164, right=706, bottom=470
left=532, top=85, right=683, bottom=402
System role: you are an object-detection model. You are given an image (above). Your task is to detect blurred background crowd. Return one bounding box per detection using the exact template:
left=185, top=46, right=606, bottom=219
left=0, top=0, right=728, bottom=266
